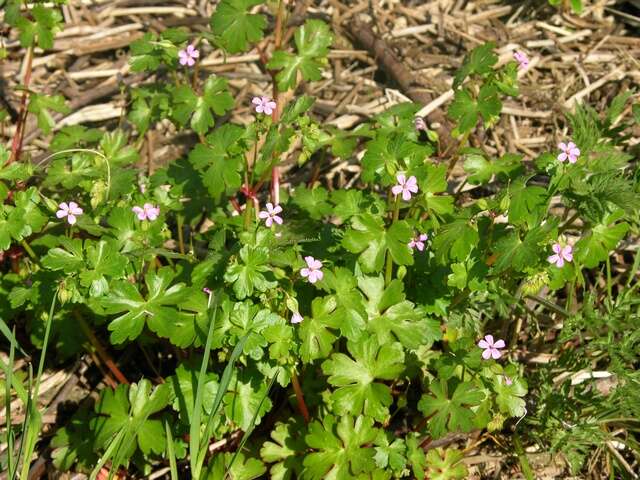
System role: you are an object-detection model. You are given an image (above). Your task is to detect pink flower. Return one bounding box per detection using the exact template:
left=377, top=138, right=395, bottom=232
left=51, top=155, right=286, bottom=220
left=252, top=96, right=276, bottom=115
left=56, top=201, right=83, bottom=225
left=513, top=50, right=529, bottom=70
left=408, top=233, right=428, bottom=251
left=132, top=203, right=160, bottom=221
left=300, top=256, right=323, bottom=284
left=178, top=44, right=199, bottom=67
left=291, top=312, right=303, bottom=324
left=478, top=334, right=506, bottom=360
left=557, top=141, right=580, bottom=164
left=503, top=375, right=513, bottom=386
left=547, top=242, right=573, bottom=267
left=414, top=117, right=427, bottom=131
left=258, top=203, right=283, bottom=227
left=391, top=174, right=419, bottom=201
left=203, top=287, right=212, bottom=295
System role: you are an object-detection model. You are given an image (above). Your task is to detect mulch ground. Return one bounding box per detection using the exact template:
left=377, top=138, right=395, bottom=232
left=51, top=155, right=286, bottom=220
left=1, top=0, right=639, bottom=478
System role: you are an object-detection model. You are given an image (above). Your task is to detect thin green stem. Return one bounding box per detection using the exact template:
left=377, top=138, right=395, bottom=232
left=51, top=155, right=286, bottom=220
left=20, top=239, right=37, bottom=261
left=558, top=211, right=580, bottom=233
left=177, top=214, right=186, bottom=255
left=19, top=290, right=57, bottom=479
left=625, top=248, right=640, bottom=288
left=605, top=255, right=613, bottom=304
left=513, top=433, right=535, bottom=480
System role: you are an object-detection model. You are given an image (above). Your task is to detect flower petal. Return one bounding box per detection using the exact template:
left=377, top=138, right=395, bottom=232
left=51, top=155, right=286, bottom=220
left=494, top=339, right=505, bottom=348
left=67, top=214, right=77, bottom=225
left=482, top=349, right=492, bottom=360
left=491, top=348, right=502, bottom=359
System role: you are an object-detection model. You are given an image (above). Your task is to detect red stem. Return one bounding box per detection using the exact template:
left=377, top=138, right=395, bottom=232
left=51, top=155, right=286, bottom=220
left=291, top=370, right=310, bottom=423
left=9, top=46, right=34, bottom=165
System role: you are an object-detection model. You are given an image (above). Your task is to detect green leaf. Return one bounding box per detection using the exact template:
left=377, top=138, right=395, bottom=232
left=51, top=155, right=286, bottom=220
left=224, top=245, right=277, bottom=299
left=206, top=451, right=266, bottom=480
left=448, top=89, right=478, bottom=133
left=210, top=0, right=267, bottom=54
left=90, top=380, right=171, bottom=460
left=129, top=32, right=180, bottom=72
left=494, top=376, right=527, bottom=418
left=419, top=163, right=454, bottom=216
left=1, top=187, right=48, bottom=250
left=463, top=152, right=522, bottom=185
left=448, top=85, right=501, bottom=133
left=358, top=276, right=442, bottom=350
left=432, top=219, right=479, bottom=263
left=320, top=268, right=367, bottom=341
left=223, top=367, right=273, bottom=430
left=98, top=267, right=195, bottom=344
left=509, top=180, right=548, bottom=229
left=299, top=297, right=340, bottom=363
left=303, top=415, right=378, bottom=479
left=322, top=336, right=404, bottom=421
left=425, top=448, right=468, bottom=480
left=418, top=380, right=485, bottom=439
left=453, top=42, right=497, bottom=89
left=267, top=20, right=333, bottom=91
left=361, top=133, right=430, bottom=185
left=41, top=238, right=84, bottom=273
left=260, top=420, right=306, bottom=480
left=493, top=224, right=549, bottom=274
left=373, top=434, right=407, bottom=473
left=575, top=220, right=629, bottom=268
left=170, top=362, right=219, bottom=424
left=189, top=124, right=244, bottom=201
left=50, top=408, right=98, bottom=471
left=292, top=186, right=332, bottom=220
left=343, top=214, right=414, bottom=273
left=79, top=239, right=128, bottom=297
left=228, top=301, right=281, bottom=359
left=16, top=4, right=62, bottom=49
left=171, top=77, right=234, bottom=135
left=330, top=190, right=366, bottom=222
left=27, top=93, right=69, bottom=134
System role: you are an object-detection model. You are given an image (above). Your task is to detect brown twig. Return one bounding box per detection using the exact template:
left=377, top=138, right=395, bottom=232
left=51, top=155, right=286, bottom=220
left=346, top=20, right=454, bottom=154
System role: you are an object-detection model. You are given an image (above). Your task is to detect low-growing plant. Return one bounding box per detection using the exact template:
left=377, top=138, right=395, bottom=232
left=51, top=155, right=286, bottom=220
left=1, top=0, right=639, bottom=479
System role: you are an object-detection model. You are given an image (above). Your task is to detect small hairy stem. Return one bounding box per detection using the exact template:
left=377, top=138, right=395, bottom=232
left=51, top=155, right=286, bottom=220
left=9, top=46, right=34, bottom=165
left=268, top=0, right=285, bottom=203
left=385, top=194, right=400, bottom=285
left=445, top=131, right=470, bottom=180
left=291, top=369, right=310, bottom=423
